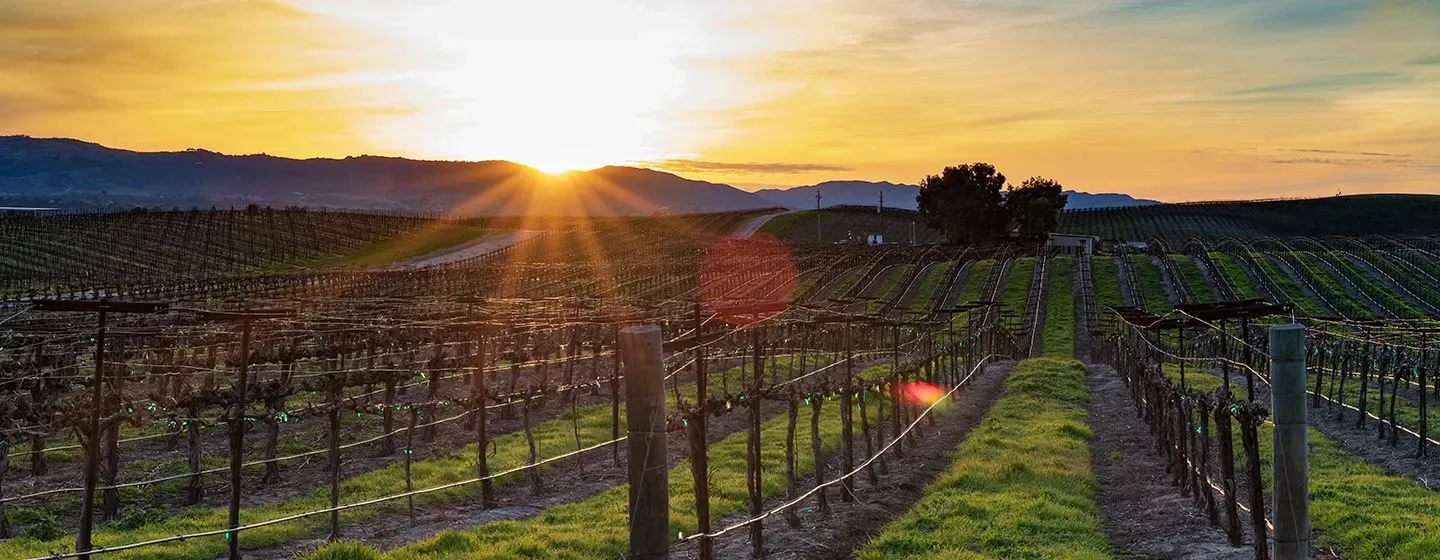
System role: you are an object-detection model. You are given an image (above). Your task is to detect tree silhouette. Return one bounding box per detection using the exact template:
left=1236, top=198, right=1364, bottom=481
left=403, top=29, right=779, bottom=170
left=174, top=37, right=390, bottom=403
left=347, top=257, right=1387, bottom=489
left=915, top=162, right=1007, bottom=245
left=1006, top=177, right=1069, bottom=239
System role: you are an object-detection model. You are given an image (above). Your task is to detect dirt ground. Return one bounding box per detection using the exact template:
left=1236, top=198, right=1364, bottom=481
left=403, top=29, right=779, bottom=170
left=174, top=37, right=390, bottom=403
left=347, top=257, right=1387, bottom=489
left=1085, top=363, right=1254, bottom=560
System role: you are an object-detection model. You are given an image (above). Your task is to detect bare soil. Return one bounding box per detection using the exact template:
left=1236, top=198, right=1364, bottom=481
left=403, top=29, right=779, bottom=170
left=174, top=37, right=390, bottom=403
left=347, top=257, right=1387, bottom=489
left=1085, top=363, right=1253, bottom=560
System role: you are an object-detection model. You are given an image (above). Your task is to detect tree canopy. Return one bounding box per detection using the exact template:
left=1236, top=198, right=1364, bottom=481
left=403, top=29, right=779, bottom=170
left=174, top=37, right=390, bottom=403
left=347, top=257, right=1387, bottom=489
left=915, top=162, right=1007, bottom=245
left=1006, top=176, right=1069, bottom=239
left=915, top=163, right=1068, bottom=244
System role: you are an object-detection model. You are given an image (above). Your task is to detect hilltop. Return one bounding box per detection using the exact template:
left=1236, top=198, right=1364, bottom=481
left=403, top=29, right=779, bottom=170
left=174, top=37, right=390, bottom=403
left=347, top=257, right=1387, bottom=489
left=1056, top=194, right=1440, bottom=240
left=0, top=136, right=777, bottom=216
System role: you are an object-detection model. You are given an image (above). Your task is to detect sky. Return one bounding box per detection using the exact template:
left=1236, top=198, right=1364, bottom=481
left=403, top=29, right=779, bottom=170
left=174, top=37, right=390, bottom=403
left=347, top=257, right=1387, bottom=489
left=2, top=0, right=1438, bottom=201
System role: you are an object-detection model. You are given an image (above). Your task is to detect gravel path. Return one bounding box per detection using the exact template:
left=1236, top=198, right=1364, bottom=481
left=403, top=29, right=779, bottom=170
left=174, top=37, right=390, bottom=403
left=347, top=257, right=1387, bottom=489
left=731, top=212, right=785, bottom=239
left=387, top=230, right=545, bottom=270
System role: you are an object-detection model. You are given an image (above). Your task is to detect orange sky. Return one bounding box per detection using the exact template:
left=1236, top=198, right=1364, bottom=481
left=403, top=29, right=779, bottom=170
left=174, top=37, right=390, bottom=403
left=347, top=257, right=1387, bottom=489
left=2, top=0, right=1437, bottom=201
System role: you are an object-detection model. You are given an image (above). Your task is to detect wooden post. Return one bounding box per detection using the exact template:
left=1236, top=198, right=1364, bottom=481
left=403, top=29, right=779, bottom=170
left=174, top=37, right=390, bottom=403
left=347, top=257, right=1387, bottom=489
left=1214, top=401, right=1243, bottom=546
left=612, top=324, right=622, bottom=467
left=77, top=309, right=106, bottom=560
left=621, top=325, right=668, bottom=560
left=476, top=358, right=492, bottom=508
left=691, top=310, right=715, bottom=559
left=326, top=368, right=341, bottom=542
left=747, top=327, right=765, bottom=558
left=1270, top=324, right=1309, bottom=560
left=1239, top=409, right=1270, bottom=560
left=227, top=317, right=252, bottom=560
left=405, top=405, right=419, bottom=525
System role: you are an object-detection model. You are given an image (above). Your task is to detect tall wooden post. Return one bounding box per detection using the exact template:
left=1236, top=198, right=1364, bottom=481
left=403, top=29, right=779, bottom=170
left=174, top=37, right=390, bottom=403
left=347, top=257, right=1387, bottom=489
left=229, top=317, right=253, bottom=559
left=77, top=309, right=105, bottom=560
left=621, top=325, right=668, bottom=560
left=1271, top=324, right=1309, bottom=560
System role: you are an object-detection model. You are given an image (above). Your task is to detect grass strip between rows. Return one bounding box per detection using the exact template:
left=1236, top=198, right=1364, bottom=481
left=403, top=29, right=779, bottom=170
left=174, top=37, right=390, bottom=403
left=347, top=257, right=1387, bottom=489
left=1043, top=258, right=1076, bottom=359
left=0, top=356, right=824, bottom=560
left=303, top=365, right=919, bottom=558
left=1173, top=367, right=1440, bottom=559
left=856, top=358, right=1109, bottom=560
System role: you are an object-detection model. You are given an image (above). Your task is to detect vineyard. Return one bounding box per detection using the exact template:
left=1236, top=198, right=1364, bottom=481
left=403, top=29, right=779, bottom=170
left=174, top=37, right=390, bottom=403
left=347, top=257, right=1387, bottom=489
left=3, top=207, right=1440, bottom=559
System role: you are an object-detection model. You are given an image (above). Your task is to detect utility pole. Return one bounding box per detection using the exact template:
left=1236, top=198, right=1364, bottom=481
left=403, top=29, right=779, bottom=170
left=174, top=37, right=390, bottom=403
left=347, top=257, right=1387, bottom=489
left=878, top=189, right=885, bottom=244
left=815, top=190, right=823, bottom=244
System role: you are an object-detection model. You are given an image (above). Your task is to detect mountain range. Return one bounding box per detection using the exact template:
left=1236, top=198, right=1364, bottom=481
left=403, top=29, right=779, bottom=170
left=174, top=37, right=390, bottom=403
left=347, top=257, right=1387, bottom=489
left=0, top=135, right=1158, bottom=215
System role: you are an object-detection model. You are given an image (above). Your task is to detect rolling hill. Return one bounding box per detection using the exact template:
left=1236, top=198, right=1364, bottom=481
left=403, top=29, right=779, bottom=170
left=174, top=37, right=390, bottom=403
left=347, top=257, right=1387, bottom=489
left=0, top=136, right=778, bottom=216
left=1057, top=195, right=1440, bottom=240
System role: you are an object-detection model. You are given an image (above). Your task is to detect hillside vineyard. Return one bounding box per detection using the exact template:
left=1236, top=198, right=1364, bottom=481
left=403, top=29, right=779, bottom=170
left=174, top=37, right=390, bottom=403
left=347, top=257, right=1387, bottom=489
left=2, top=203, right=1440, bottom=560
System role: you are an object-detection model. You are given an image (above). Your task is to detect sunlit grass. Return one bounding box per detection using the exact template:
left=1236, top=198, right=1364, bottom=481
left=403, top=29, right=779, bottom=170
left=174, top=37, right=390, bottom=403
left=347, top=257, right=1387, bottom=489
left=1043, top=258, right=1075, bottom=358
left=320, top=224, right=493, bottom=268
left=0, top=356, right=823, bottom=559
left=304, top=368, right=872, bottom=559
left=856, top=358, right=1109, bottom=560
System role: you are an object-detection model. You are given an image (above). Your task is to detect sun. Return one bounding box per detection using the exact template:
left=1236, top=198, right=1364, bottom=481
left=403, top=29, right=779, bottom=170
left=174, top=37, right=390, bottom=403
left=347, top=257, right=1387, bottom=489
left=318, top=1, right=725, bottom=175
left=524, top=157, right=596, bottom=176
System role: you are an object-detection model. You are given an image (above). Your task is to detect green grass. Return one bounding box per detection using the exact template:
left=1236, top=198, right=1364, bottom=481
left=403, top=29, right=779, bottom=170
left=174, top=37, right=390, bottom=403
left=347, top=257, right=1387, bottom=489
left=957, top=260, right=995, bottom=305
left=318, top=224, right=494, bottom=269
left=907, top=262, right=955, bottom=314
left=1044, top=258, right=1076, bottom=358
left=1169, top=255, right=1215, bottom=303
left=867, top=264, right=916, bottom=313
left=1128, top=255, right=1171, bottom=314
left=756, top=209, right=811, bottom=239
left=1363, top=250, right=1440, bottom=312
left=856, top=358, right=1109, bottom=560
left=1207, top=253, right=1260, bottom=300
left=1323, top=253, right=1425, bottom=319
left=1282, top=252, right=1372, bottom=319
left=1179, top=368, right=1440, bottom=559
left=1091, top=257, right=1123, bottom=313
left=1000, top=258, right=1035, bottom=325
left=0, top=356, right=825, bottom=560
left=303, top=365, right=907, bottom=559
left=1243, top=252, right=1327, bottom=317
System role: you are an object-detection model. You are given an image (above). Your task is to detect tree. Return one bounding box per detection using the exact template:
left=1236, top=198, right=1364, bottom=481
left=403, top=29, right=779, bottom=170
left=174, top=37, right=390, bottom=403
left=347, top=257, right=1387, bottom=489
left=915, top=162, right=1007, bottom=245
left=1005, top=176, right=1068, bottom=239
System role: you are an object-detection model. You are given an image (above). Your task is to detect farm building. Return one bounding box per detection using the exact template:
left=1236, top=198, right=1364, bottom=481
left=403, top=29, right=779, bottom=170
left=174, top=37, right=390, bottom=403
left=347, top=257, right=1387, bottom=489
left=1047, top=232, right=1098, bottom=256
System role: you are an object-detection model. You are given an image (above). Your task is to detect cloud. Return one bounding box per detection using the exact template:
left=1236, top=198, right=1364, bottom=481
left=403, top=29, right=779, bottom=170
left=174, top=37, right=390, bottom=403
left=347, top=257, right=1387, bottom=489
left=0, top=0, right=387, bottom=156
left=1283, top=148, right=1413, bottom=157
left=644, top=159, right=851, bottom=174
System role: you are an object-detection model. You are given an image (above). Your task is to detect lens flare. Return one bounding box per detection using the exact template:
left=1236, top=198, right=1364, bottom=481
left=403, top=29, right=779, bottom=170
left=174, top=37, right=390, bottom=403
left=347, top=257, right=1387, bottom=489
left=902, top=382, right=949, bottom=411
left=698, top=233, right=798, bottom=326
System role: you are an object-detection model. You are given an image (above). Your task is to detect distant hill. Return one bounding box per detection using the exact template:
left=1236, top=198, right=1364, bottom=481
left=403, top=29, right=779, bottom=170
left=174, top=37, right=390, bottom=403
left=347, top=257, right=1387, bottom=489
left=753, top=180, right=1158, bottom=211
left=1057, top=195, right=1440, bottom=240
left=0, top=136, right=777, bottom=216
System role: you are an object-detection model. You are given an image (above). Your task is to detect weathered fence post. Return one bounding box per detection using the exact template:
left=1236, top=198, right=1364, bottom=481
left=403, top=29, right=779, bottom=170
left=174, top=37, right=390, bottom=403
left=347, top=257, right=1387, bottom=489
left=621, top=325, right=668, bottom=560
left=1270, top=323, right=1309, bottom=560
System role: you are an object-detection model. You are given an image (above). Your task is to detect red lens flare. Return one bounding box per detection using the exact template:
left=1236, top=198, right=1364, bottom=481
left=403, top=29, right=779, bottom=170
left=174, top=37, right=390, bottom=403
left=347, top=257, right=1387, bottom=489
left=698, top=233, right=798, bottom=326
left=902, top=381, right=948, bottom=410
